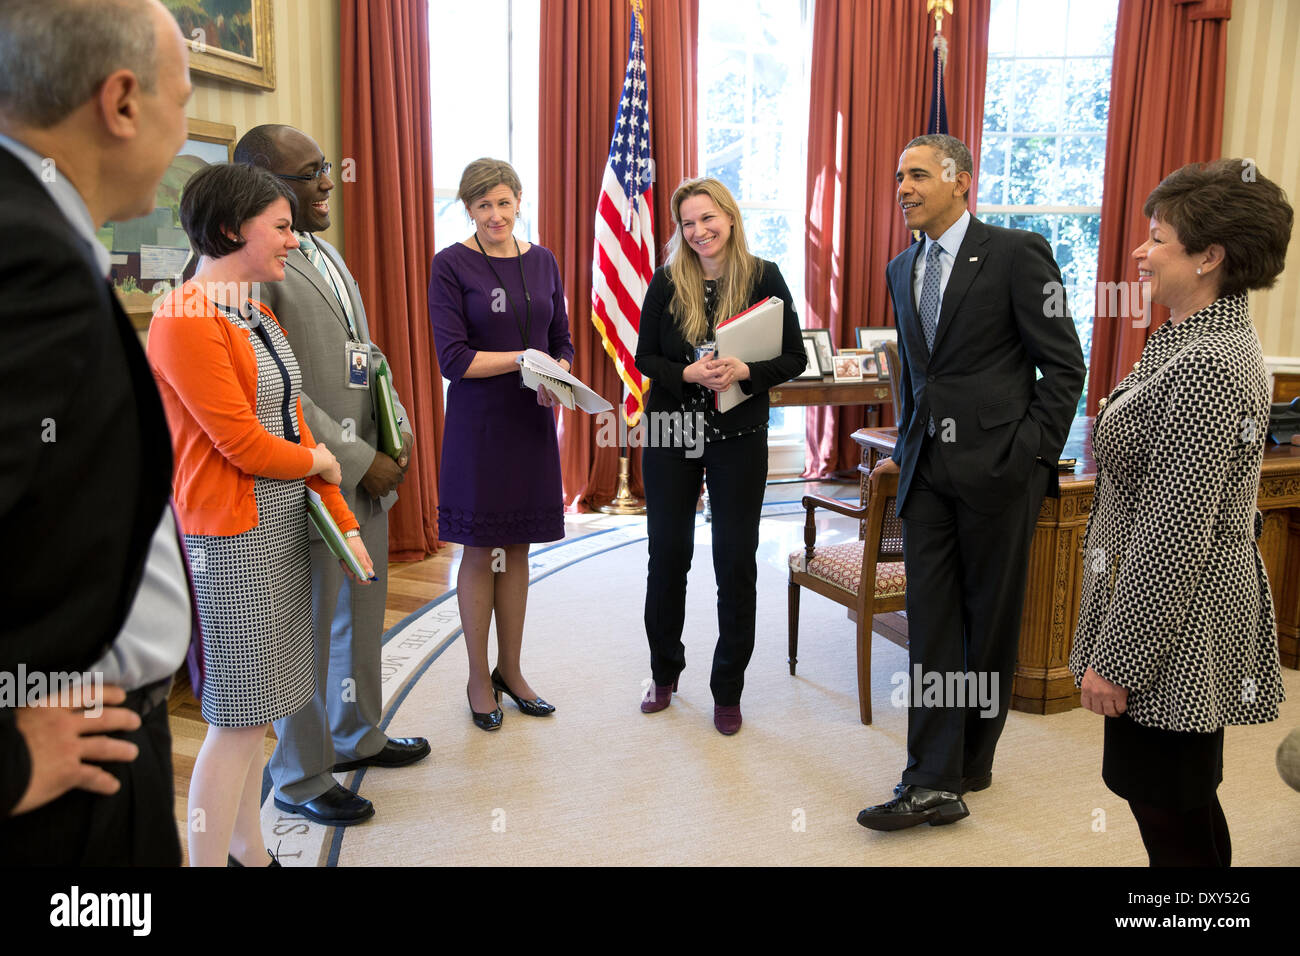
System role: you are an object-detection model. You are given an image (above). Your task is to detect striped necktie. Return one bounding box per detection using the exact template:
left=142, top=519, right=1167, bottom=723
left=919, top=241, right=943, bottom=436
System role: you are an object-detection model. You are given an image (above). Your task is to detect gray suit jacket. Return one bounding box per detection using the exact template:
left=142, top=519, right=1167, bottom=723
left=255, top=237, right=411, bottom=529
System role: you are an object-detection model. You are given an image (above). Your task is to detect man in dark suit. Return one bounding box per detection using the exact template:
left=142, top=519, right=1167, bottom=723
left=856, top=135, right=1085, bottom=830
left=0, top=0, right=194, bottom=863
left=235, top=125, right=427, bottom=827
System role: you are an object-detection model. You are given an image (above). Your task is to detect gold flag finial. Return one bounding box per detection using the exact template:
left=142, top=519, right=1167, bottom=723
left=928, top=0, right=954, bottom=35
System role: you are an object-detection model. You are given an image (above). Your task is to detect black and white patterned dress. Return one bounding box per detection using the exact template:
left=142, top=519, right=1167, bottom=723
left=1069, top=293, right=1285, bottom=736
left=185, top=304, right=314, bottom=728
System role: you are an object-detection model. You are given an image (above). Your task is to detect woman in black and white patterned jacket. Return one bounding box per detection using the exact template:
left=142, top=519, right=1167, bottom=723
left=1070, top=159, right=1292, bottom=867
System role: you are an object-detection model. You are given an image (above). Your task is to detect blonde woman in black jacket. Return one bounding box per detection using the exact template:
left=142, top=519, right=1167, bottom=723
left=634, top=177, right=806, bottom=735
left=1070, top=160, right=1292, bottom=866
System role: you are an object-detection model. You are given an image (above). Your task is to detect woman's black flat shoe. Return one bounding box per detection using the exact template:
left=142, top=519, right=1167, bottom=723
left=491, top=667, right=556, bottom=716
left=467, top=687, right=503, bottom=731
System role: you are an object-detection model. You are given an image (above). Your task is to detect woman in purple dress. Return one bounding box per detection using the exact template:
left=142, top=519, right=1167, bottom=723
left=429, top=158, right=574, bottom=731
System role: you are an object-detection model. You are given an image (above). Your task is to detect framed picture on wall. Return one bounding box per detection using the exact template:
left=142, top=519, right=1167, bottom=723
left=97, top=118, right=235, bottom=329
left=163, top=0, right=276, bottom=90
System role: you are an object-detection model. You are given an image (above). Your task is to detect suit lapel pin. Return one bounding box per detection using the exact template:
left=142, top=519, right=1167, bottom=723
left=969, top=256, right=979, bottom=262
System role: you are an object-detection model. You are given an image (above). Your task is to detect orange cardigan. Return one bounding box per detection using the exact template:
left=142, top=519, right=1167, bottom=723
left=147, top=283, right=359, bottom=537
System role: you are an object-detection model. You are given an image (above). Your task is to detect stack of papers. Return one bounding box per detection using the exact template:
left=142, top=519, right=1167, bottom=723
left=517, top=349, right=612, bottom=414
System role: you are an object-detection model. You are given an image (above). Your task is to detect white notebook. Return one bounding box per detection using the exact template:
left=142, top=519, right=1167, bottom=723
left=517, top=349, right=613, bottom=414
left=713, top=296, right=784, bottom=412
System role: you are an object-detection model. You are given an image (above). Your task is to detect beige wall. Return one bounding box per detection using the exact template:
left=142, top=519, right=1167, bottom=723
left=184, top=0, right=344, bottom=252
left=1224, top=0, right=1300, bottom=362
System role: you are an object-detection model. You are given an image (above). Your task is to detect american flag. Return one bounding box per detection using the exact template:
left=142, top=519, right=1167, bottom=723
left=591, top=0, right=654, bottom=427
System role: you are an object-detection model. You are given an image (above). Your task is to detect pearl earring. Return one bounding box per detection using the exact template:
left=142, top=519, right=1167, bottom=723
left=1196, top=268, right=1202, bottom=275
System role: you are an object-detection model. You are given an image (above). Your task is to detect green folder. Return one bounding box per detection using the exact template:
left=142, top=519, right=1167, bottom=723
left=306, top=487, right=369, bottom=579
left=374, top=359, right=403, bottom=459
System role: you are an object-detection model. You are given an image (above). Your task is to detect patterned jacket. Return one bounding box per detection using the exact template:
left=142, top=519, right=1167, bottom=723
left=1069, top=293, right=1285, bottom=732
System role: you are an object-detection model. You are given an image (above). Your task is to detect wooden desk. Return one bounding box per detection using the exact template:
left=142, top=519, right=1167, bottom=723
left=853, top=419, right=1300, bottom=714
left=770, top=378, right=894, bottom=428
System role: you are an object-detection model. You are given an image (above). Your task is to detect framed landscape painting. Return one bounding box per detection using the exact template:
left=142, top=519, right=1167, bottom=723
left=97, top=118, right=236, bottom=329
left=164, top=0, right=276, bottom=90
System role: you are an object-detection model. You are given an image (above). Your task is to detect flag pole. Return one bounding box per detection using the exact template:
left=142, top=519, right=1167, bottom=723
left=597, top=391, right=645, bottom=515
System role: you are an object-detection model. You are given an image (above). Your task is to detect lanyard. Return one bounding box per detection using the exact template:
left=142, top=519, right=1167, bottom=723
left=474, top=234, right=532, bottom=348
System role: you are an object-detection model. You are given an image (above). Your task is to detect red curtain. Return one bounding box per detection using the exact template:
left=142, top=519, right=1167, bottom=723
left=1086, top=0, right=1232, bottom=413
left=340, top=0, right=443, bottom=559
left=803, top=0, right=990, bottom=476
left=539, top=0, right=699, bottom=510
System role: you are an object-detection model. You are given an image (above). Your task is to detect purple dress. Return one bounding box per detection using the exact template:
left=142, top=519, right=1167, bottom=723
left=429, top=242, right=575, bottom=546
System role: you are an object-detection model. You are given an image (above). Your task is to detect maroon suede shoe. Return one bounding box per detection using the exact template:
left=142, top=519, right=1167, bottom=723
left=640, top=678, right=679, bottom=714
left=713, top=705, right=742, bottom=735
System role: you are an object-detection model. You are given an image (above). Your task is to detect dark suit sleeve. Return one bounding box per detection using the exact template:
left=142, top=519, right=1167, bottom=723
left=886, top=273, right=914, bottom=466
left=0, top=221, right=107, bottom=813
left=739, top=261, right=807, bottom=395
left=634, top=270, right=686, bottom=402
left=1011, top=231, right=1086, bottom=458
left=1, top=710, right=32, bottom=816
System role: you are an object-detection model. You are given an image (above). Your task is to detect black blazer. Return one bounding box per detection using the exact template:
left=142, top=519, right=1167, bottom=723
left=635, top=259, right=807, bottom=432
left=0, top=148, right=173, bottom=814
left=886, top=217, right=1085, bottom=513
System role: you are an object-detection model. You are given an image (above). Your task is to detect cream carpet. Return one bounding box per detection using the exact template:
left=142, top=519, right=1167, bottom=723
left=264, top=506, right=1300, bottom=866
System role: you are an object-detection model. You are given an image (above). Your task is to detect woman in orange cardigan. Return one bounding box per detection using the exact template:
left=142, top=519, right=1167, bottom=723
left=148, top=163, right=373, bottom=867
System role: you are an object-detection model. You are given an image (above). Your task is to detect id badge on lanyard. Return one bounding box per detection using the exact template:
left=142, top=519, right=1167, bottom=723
left=346, top=340, right=370, bottom=389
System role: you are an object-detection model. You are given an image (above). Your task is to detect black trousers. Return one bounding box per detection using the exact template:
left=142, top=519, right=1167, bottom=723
left=899, top=436, right=1049, bottom=792
left=643, top=431, right=768, bottom=706
left=0, top=694, right=181, bottom=866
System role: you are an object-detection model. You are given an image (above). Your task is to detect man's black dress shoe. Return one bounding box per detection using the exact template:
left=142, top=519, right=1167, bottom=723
left=273, top=783, right=374, bottom=826
left=332, top=737, right=431, bottom=772
left=856, top=784, right=969, bottom=831
left=961, top=772, right=992, bottom=794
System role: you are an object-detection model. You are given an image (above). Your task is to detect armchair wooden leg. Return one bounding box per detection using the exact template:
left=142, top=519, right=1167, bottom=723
left=787, top=579, right=800, bottom=676
left=856, top=609, right=873, bottom=725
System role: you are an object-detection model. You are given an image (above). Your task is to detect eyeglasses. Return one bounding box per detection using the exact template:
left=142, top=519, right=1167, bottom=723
left=275, top=161, right=332, bottom=183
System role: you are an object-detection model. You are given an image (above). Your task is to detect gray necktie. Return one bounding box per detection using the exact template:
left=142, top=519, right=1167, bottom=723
left=919, top=240, right=942, bottom=353
left=919, top=241, right=942, bottom=436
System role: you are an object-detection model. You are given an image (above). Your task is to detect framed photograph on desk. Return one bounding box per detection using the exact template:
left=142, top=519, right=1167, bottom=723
left=806, top=328, right=835, bottom=376
left=833, top=353, right=864, bottom=382
left=874, top=345, right=891, bottom=382
left=856, top=327, right=898, bottom=351
left=798, top=334, right=825, bottom=379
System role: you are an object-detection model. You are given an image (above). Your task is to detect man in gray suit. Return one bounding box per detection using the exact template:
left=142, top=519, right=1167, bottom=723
left=236, top=124, right=429, bottom=826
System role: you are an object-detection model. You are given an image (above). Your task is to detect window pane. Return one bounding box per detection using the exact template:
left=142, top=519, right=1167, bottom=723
left=745, top=130, right=787, bottom=202
left=1007, top=136, right=1058, bottom=204
left=1064, top=58, right=1111, bottom=131
left=703, top=46, right=747, bottom=126
left=1016, top=0, right=1067, bottom=56
left=978, top=135, right=1010, bottom=206
left=989, top=0, right=1017, bottom=56
left=1057, top=134, right=1106, bottom=205
left=751, top=51, right=791, bottom=123
left=1067, top=0, right=1118, bottom=55
left=984, top=59, right=1013, bottom=133
left=1014, top=60, right=1065, bottom=134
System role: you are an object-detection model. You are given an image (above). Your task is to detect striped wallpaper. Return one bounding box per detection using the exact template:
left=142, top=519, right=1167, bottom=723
left=184, top=0, right=345, bottom=253
left=1224, top=0, right=1300, bottom=363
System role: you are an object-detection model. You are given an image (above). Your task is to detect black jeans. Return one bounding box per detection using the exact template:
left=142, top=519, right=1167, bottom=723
left=643, top=431, right=768, bottom=706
